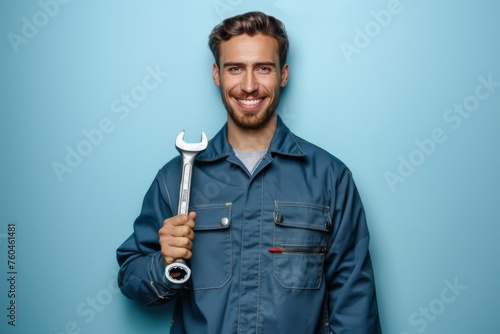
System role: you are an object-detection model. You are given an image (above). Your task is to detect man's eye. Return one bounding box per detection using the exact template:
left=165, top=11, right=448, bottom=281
left=258, top=67, right=271, bottom=73
left=229, top=67, right=242, bottom=72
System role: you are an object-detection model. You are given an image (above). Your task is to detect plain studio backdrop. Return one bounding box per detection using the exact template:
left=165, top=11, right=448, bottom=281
left=1, top=1, right=499, bottom=333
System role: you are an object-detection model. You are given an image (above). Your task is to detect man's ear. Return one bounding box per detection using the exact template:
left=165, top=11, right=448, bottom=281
left=280, top=63, right=289, bottom=87
left=212, top=63, right=221, bottom=87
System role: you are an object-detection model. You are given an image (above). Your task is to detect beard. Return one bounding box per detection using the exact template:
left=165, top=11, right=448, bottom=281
left=220, top=90, right=281, bottom=130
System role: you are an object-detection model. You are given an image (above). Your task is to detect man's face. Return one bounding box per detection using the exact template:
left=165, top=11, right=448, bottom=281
left=212, top=33, right=288, bottom=130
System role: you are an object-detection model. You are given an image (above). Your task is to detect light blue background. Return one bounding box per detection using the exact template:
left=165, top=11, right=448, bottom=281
left=1, top=1, right=499, bottom=333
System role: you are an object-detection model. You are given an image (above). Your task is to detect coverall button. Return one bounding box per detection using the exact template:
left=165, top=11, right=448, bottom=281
left=220, top=217, right=229, bottom=227
left=325, top=221, right=332, bottom=231
left=275, top=214, right=284, bottom=224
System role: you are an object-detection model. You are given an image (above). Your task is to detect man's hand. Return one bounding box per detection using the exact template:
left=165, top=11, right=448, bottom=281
left=159, top=212, right=196, bottom=266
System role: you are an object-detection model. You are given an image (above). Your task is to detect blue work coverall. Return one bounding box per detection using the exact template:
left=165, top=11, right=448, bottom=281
left=116, top=116, right=381, bottom=333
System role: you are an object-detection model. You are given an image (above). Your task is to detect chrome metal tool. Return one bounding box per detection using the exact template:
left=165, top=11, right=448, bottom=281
left=164, top=130, right=208, bottom=285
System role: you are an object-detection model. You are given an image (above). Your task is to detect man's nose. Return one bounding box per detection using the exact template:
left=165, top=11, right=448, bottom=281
left=241, top=71, right=258, bottom=93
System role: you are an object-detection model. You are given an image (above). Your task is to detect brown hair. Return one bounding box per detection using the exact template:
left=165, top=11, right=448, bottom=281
left=208, top=11, right=289, bottom=68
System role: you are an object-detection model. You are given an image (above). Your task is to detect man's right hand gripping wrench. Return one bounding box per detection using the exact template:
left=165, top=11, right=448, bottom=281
left=159, top=131, right=208, bottom=286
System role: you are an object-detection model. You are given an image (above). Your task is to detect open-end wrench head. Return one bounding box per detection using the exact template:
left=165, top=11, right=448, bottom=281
left=175, top=130, right=208, bottom=152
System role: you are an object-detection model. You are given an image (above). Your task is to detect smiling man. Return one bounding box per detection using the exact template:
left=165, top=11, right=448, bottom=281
left=215, top=33, right=287, bottom=135
left=117, top=11, right=381, bottom=334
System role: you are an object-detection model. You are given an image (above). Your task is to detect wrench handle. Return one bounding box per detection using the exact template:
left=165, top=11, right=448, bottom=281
left=165, top=153, right=197, bottom=285
left=178, top=161, right=193, bottom=215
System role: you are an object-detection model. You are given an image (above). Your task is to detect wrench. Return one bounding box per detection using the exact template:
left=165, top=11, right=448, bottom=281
left=164, top=130, right=208, bottom=285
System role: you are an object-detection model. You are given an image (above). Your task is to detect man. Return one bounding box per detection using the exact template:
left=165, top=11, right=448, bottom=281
left=117, top=11, right=381, bottom=333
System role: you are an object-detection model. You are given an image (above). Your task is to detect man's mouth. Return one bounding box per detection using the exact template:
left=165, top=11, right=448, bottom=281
left=236, top=98, right=264, bottom=108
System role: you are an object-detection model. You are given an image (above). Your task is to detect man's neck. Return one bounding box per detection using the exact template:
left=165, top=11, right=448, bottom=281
left=227, top=115, right=277, bottom=152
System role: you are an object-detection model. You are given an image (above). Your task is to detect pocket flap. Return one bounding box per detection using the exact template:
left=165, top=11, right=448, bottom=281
left=274, top=201, right=331, bottom=232
left=191, top=203, right=232, bottom=231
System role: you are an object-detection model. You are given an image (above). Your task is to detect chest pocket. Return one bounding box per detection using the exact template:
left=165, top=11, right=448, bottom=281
left=272, top=201, right=331, bottom=290
left=188, top=203, right=232, bottom=290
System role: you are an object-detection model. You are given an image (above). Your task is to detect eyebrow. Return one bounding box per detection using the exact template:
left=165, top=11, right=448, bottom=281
left=222, top=61, right=277, bottom=68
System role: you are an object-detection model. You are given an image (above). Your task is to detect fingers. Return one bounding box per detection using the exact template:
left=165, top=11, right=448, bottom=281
left=162, top=242, right=192, bottom=266
left=167, top=213, right=196, bottom=229
left=159, top=213, right=196, bottom=265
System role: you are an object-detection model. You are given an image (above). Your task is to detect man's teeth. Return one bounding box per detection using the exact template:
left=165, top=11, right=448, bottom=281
left=238, top=99, right=263, bottom=106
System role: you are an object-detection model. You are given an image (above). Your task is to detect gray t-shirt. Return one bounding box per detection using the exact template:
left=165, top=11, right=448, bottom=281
left=234, top=149, right=268, bottom=174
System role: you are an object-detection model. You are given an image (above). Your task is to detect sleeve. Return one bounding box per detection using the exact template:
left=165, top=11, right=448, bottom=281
left=325, top=169, right=382, bottom=333
left=116, top=167, right=183, bottom=307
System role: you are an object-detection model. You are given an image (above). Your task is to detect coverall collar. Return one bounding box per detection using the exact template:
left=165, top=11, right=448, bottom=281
left=197, top=115, right=307, bottom=162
